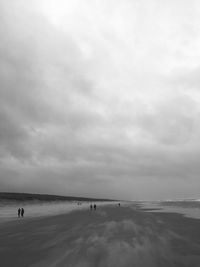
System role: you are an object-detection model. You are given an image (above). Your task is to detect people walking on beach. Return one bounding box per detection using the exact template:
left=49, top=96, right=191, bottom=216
left=90, top=204, right=97, bottom=211
left=18, top=208, right=21, bottom=217
left=21, top=208, right=24, bottom=217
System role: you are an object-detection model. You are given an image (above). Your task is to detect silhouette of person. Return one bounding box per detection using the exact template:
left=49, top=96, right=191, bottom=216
left=94, top=204, right=96, bottom=210
left=90, top=204, right=93, bottom=210
left=21, top=208, right=24, bottom=217
left=18, top=208, right=21, bottom=217
left=118, top=203, right=121, bottom=207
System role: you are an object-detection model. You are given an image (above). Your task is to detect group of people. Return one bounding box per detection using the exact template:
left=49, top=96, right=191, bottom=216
left=17, top=208, right=25, bottom=217
left=90, top=204, right=97, bottom=210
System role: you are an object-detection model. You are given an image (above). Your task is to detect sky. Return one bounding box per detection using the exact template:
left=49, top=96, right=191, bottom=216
left=0, top=0, right=200, bottom=200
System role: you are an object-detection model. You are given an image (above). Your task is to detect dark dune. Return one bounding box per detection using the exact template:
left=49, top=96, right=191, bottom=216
left=0, top=192, right=114, bottom=202
left=0, top=205, right=200, bottom=267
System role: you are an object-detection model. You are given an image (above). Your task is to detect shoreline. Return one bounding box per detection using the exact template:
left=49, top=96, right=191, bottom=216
left=138, top=202, right=200, bottom=220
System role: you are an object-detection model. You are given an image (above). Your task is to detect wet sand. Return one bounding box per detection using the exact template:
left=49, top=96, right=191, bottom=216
left=0, top=205, right=200, bottom=267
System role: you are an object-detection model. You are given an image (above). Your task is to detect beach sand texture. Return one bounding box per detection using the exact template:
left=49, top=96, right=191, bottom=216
left=0, top=205, right=200, bottom=267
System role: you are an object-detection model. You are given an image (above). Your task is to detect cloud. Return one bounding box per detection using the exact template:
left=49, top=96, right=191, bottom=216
left=0, top=0, right=200, bottom=199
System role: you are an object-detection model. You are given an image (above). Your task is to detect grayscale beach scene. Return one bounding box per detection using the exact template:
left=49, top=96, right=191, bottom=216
left=0, top=0, right=200, bottom=266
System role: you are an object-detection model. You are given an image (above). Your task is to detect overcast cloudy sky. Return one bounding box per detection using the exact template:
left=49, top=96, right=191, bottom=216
left=0, top=0, right=200, bottom=200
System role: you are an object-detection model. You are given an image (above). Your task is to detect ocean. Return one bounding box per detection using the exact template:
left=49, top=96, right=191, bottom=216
left=139, top=199, right=200, bottom=219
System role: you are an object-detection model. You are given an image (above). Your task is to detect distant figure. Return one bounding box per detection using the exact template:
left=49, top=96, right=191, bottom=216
left=21, top=208, right=24, bottom=217
left=118, top=203, right=121, bottom=207
left=90, top=204, right=93, bottom=210
left=18, top=208, right=21, bottom=217
left=94, top=204, right=96, bottom=210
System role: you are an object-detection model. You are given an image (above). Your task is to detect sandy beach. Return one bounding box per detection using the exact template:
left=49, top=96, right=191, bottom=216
left=0, top=204, right=200, bottom=267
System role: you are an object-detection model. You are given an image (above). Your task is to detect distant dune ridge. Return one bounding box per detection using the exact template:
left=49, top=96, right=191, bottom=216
left=0, top=192, right=115, bottom=202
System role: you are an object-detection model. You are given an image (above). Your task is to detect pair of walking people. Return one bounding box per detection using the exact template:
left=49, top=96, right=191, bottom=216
left=90, top=204, right=97, bottom=211
left=18, top=208, right=24, bottom=217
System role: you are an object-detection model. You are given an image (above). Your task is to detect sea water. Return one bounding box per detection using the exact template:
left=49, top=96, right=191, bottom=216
left=139, top=199, right=200, bottom=219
